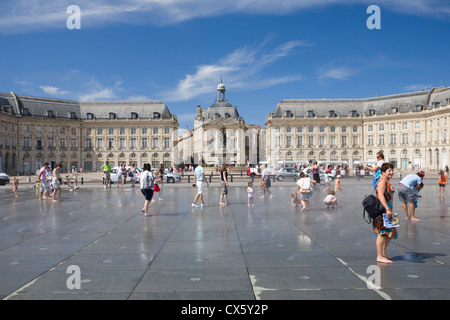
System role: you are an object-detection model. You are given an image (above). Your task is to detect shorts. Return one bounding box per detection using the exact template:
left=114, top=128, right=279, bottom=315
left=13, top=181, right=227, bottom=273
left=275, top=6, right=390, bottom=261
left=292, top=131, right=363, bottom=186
left=220, top=181, right=228, bottom=195
left=299, top=189, right=313, bottom=199
left=397, top=184, right=415, bottom=203
left=141, top=188, right=154, bottom=201
left=439, top=183, right=446, bottom=188
left=197, top=180, right=206, bottom=195
left=40, top=181, right=50, bottom=193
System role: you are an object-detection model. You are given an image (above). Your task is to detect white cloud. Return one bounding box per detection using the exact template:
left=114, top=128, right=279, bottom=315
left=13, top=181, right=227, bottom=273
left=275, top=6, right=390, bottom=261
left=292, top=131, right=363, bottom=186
left=404, top=83, right=434, bottom=92
left=1, top=0, right=448, bottom=33
left=79, top=88, right=116, bottom=101
left=160, top=39, right=308, bottom=102
left=78, top=78, right=122, bottom=101
left=39, top=85, right=69, bottom=96
left=319, top=66, right=355, bottom=81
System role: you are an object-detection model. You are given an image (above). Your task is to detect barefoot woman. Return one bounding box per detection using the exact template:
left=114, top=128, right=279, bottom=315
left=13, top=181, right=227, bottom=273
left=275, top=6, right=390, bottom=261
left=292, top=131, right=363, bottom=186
left=373, top=162, right=397, bottom=264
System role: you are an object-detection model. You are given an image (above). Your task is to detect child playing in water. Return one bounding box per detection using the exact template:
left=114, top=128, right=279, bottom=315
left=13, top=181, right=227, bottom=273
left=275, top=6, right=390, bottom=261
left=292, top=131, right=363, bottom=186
left=334, top=175, right=343, bottom=195
left=412, top=182, right=423, bottom=208
left=247, top=181, right=254, bottom=206
left=323, top=190, right=338, bottom=208
left=291, top=192, right=301, bottom=207
left=11, top=177, right=18, bottom=197
left=152, top=170, right=163, bottom=201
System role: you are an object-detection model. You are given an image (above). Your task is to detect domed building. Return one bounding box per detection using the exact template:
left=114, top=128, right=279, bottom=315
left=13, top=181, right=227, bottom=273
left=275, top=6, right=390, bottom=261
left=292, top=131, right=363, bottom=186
left=179, top=80, right=263, bottom=166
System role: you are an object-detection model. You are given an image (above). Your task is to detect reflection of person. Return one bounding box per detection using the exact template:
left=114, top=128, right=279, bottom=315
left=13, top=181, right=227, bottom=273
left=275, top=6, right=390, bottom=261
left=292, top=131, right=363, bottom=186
left=192, top=162, right=209, bottom=207
left=373, top=162, right=396, bottom=264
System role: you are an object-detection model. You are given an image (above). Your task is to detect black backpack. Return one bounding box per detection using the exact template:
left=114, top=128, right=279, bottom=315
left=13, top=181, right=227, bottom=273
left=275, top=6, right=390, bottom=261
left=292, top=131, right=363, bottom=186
left=362, top=188, right=385, bottom=224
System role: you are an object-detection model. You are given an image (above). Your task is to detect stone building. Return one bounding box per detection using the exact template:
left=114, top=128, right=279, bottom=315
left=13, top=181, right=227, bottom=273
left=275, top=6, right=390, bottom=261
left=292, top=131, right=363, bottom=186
left=265, top=87, right=450, bottom=171
left=0, top=92, right=178, bottom=174
left=2, top=85, right=450, bottom=175
left=178, top=81, right=263, bottom=167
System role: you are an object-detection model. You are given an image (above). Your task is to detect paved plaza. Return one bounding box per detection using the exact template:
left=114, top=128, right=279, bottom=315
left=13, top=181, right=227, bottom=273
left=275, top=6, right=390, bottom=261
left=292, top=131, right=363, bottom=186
left=1, top=176, right=450, bottom=300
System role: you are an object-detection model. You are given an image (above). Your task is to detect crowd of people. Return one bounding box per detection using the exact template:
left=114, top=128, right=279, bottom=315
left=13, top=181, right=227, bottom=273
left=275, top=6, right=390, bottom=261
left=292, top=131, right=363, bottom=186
left=6, top=152, right=445, bottom=266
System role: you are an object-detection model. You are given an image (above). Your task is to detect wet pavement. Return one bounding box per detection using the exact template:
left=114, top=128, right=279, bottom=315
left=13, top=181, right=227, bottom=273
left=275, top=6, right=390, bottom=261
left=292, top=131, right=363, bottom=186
left=1, top=177, right=450, bottom=300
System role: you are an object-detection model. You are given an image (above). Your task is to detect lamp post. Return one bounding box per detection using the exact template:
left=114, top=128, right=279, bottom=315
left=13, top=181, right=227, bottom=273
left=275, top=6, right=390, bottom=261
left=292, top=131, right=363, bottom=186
left=220, top=126, right=227, bottom=165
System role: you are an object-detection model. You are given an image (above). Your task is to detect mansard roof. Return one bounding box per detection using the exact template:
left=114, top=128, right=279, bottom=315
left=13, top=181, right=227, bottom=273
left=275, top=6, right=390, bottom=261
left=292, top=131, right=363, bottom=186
left=80, top=100, right=174, bottom=120
left=0, top=92, right=80, bottom=118
left=0, top=92, right=175, bottom=121
left=271, top=87, right=450, bottom=119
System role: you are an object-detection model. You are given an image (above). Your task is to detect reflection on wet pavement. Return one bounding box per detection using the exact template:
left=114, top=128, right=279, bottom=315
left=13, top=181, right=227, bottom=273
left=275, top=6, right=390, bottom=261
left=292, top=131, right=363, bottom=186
left=1, top=178, right=450, bottom=300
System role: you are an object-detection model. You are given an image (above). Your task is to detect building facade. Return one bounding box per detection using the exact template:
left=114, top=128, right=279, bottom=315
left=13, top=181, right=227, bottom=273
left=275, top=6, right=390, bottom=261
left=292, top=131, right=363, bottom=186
left=2, top=85, right=450, bottom=175
left=178, top=81, right=264, bottom=167
left=0, top=92, right=178, bottom=174
left=265, top=87, right=450, bottom=171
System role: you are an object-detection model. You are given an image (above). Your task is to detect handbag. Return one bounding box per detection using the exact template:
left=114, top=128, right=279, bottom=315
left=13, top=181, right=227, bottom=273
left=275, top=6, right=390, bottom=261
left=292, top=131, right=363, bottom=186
left=362, top=189, right=385, bottom=223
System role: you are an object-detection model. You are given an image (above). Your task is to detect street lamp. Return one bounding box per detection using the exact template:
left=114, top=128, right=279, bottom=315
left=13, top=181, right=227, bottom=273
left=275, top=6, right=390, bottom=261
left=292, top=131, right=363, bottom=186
left=220, top=126, right=227, bottom=165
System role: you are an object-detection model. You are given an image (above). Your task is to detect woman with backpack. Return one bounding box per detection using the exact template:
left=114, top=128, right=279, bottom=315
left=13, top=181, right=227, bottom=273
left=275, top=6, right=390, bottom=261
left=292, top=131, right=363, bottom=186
left=373, top=162, right=397, bottom=264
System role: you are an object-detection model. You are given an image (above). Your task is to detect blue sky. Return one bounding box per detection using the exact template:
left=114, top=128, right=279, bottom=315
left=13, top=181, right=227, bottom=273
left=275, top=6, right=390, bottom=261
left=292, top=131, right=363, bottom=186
left=1, top=0, right=449, bottom=133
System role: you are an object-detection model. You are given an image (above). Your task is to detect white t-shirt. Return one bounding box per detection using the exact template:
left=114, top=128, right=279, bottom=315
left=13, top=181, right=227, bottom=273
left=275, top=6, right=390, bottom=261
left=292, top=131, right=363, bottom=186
left=376, top=159, right=384, bottom=169
left=297, top=177, right=311, bottom=189
left=140, top=171, right=154, bottom=190
left=323, top=195, right=336, bottom=203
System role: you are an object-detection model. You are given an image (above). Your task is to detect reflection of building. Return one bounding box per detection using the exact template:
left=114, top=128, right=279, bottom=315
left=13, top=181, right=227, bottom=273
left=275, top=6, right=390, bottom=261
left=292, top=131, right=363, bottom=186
left=265, top=87, right=450, bottom=171
left=178, top=80, right=264, bottom=166
left=0, top=92, right=178, bottom=174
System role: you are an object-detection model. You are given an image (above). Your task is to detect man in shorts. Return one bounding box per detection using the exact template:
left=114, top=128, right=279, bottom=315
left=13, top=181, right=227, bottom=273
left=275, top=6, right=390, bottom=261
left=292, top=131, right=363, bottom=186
left=397, top=171, right=424, bottom=221
left=192, top=162, right=209, bottom=207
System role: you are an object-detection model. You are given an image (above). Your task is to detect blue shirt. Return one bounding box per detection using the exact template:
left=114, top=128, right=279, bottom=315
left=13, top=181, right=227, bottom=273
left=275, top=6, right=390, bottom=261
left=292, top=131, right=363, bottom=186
left=399, top=174, right=422, bottom=188
left=195, top=166, right=205, bottom=181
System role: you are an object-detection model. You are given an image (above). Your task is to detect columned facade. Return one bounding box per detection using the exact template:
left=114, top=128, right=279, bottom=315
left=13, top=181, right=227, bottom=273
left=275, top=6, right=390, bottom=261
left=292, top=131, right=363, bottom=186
left=180, top=82, right=262, bottom=167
